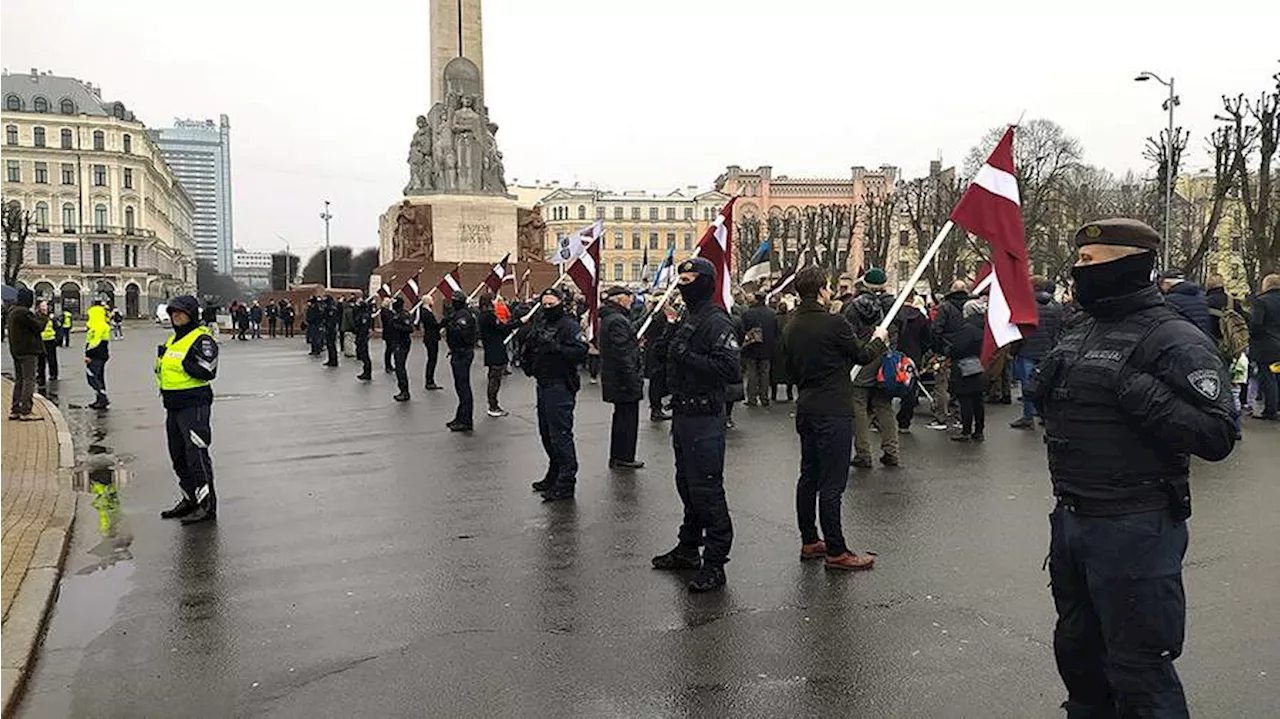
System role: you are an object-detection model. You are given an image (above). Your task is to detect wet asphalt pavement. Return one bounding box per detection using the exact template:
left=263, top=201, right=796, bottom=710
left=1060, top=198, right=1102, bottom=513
left=6, top=326, right=1279, bottom=718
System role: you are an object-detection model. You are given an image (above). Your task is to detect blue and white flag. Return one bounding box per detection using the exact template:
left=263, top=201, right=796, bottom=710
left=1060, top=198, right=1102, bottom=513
left=741, top=238, right=772, bottom=285
left=652, top=247, right=675, bottom=289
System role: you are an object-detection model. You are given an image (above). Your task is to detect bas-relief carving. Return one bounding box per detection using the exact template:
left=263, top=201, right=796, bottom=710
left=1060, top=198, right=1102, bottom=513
left=405, top=57, right=508, bottom=197
left=516, top=209, right=547, bottom=263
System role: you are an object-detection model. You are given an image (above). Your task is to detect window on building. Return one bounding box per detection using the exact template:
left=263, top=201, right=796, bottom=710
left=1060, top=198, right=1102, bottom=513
left=59, top=98, right=75, bottom=115
left=34, top=202, right=49, bottom=231
left=649, top=207, right=659, bottom=221
left=60, top=128, right=72, bottom=148
left=92, top=130, right=104, bottom=151
left=1230, top=236, right=1241, bottom=252
left=93, top=204, right=108, bottom=232
left=613, top=230, right=623, bottom=249
left=666, top=207, right=676, bottom=221
left=898, top=259, right=910, bottom=279
left=34, top=162, right=47, bottom=184
left=613, top=262, right=624, bottom=281
left=684, top=207, right=693, bottom=220
left=631, top=231, right=641, bottom=250
left=666, top=232, right=676, bottom=250
left=33, top=126, right=45, bottom=147
left=595, top=205, right=605, bottom=220
left=649, top=232, right=659, bottom=250
left=613, top=206, right=623, bottom=221
left=92, top=164, right=106, bottom=186
left=123, top=168, right=133, bottom=189
left=61, top=203, right=76, bottom=232
left=122, top=134, right=132, bottom=154
left=36, top=242, right=50, bottom=265
left=5, top=95, right=22, bottom=111
left=1231, top=264, right=1241, bottom=280
left=61, top=163, right=74, bottom=185
left=577, top=205, right=586, bottom=220
left=6, top=160, right=20, bottom=183
left=631, top=261, right=643, bottom=281
left=5, top=124, right=16, bottom=145
left=683, top=232, right=693, bottom=250
left=631, top=207, right=641, bottom=221
left=124, top=206, right=135, bottom=234
left=33, top=96, right=49, bottom=113
left=102, top=243, right=113, bottom=267
left=63, top=242, right=77, bottom=265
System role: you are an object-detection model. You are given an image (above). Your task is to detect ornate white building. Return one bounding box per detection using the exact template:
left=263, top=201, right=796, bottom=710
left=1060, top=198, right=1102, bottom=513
left=2, top=69, right=197, bottom=317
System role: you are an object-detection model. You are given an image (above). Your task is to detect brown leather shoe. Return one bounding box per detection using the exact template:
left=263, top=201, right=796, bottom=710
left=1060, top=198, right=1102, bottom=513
left=800, top=541, right=827, bottom=561
left=824, top=552, right=875, bottom=571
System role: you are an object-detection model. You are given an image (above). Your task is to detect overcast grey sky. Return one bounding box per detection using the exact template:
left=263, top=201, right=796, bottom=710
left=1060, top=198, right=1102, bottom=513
left=3, top=0, right=1276, bottom=257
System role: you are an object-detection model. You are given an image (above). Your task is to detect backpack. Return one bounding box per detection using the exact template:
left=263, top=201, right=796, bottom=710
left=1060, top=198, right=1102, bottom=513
left=1209, top=307, right=1249, bottom=362
left=876, top=351, right=917, bottom=398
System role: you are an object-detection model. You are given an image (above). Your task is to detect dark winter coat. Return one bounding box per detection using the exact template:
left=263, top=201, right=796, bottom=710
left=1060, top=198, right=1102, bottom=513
left=249, top=305, right=263, bottom=323
left=740, top=302, right=779, bottom=360
left=643, top=315, right=673, bottom=380
left=1018, top=291, right=1065, bottom=361
left=1206, top=286, right=1229, bottom=311
left=1249, top=287, right=1280, bottom=364
left=771, top=309, right=792, bottom=384
left=783, top=299, right=887, bottom=416
left=895, top=305, right=931, bottom=365
left=948, top=313, right=989, bottom=396
left=843, top=290, right=893, bottom=387
left=478, top=309, right=511, bottom=367
left=6, top=305, right=46, bottom=357
left=930, top=290, right=969, bottom=355
left=1163, top=281, right=1212, bottom=337
left=598, top=302, right=643, bottom=404
left=418, top=306, right=440, bottom=344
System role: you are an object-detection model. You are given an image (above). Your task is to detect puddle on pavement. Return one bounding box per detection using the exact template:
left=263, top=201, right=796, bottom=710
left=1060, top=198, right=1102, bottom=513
left=216, top=391, right=276, bottom=401
left=71, top=464, right=135, bottom=571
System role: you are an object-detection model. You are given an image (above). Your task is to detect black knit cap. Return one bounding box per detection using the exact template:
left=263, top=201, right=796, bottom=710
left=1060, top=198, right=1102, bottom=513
left=1073, top=218, right=1162, bottom=250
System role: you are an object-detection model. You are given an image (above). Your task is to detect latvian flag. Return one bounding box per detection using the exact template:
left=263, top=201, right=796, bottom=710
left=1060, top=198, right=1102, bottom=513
left=949, top=127, right=1036, bottom=365
left=483, top=253, right=511, bottom=294
left=435, top=265, right=463, bottom=301
left=375, top=274, right=397, bottom=300
left=400, top=271, right=422, bottom=305
left=567, top=230, right=602, bottom=340
left=694, top=197, right=737, bottom=311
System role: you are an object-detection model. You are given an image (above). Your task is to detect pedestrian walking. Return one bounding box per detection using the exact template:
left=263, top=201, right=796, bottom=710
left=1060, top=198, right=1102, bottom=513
left=84, top=301, right=112, bottom=409
left=154, top=296, right=220, bottom=526
left=522, top=288, right=588, bottom=502
left=740, top=291, right=778, bottom=407
left=445, top=295, right=478, bottom=431
left=110, top=307, right=124, bottom=340
left=650, top=258, right=740, bottom=593
left=419, top=301, right=443, bottom=390
left=599, top=286, right=644, bottom=470
left=948, top=300, right=989, bottom=442
left=6, top=288, right=47, bottom=421
left=478, top=294, right=514, bottom=417
left=1030, top=219, right=1236, bottom=716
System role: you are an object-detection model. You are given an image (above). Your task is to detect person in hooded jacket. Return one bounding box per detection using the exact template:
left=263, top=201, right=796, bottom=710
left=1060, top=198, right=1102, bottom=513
left=6, top=288, right=47, bottom=420
left=1010, top=277, right=1065, bottom=429
left=155, top=295, right=220, bottom=525
left=84, top=302, right=112, bottom=409
left=1159, top=269, right=1212, bottom=337
left=445, top=294, right=479, bottom=431
left=894, top=292, right=931, bottom=431
left=841, top=268, right=900, bottom=467
left=599, top=286, right=644, bottom=469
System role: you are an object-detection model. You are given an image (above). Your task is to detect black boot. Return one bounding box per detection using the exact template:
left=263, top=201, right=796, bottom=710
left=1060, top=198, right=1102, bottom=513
left=393, top=392, right=411, bottom=402
left=180, top=503, right=216, bottom=525
left=531, top=478, right=554, bottom=493
left=651, top=547, right=702, bottom=570
left=160, top=498, right=197, bottom=519
left=687, top=565, right=727, bottom=593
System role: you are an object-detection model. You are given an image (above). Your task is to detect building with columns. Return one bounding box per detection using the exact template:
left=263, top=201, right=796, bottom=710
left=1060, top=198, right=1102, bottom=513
left=2, top=69, right=197, bottom=317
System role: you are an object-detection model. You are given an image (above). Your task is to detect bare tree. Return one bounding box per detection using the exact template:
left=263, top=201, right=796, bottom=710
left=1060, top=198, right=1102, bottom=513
left=901, top=168, right=966, bottom=292
left=1143, top=126, right=1190, bottom=256
left=859, top=189, right=898, bottom=271
left=1179, top=127, right=1239, bottom=279
left=2, top=199, right=35, bottom=287
left=1220, top=73, right=1279, bottom=280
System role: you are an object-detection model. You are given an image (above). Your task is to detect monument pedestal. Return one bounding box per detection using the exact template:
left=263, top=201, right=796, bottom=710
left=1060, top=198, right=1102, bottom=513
left=378, top=193, right=518, bottom=266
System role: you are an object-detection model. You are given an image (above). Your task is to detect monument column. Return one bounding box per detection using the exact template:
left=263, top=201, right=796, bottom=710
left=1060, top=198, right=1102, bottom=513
left=430, top=0, right=485, bottom=106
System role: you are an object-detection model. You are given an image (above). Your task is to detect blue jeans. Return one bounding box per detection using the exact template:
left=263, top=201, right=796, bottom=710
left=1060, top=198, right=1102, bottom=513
left=1014, top=356, right=1038, bottom=420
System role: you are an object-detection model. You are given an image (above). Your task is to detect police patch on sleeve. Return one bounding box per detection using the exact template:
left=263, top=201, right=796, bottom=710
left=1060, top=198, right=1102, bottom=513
left=197, top=337, right=216, bottom=358
left=1187, top=369, right=1221, bottom=401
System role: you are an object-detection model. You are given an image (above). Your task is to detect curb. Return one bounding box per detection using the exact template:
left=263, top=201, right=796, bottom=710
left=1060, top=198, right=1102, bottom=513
left=1, top=389, right=78, bottom=719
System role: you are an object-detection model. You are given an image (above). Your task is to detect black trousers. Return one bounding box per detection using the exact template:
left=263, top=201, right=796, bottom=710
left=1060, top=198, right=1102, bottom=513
left=268, top=318, right=277, bottom=337
left=325, top=332, right=338, bottom=365
left=795, top=413, right=853, bottom=556
left=536, top=380, right=579, bottom=491
left=1050, top=507, right=1188, bottom=717
left=86, top=356, right=108, bottom=402
left=424, top=340, right=439, bottom=386
left=451, top=350, right=474, bottom=426
left=609, top=401, right=640, bottom=462
left=896, top=378, right=919, bottom=428
left=355, top=335, right=371, bottom=377
left=37, top=340, right=59, bottom=383
left=671, top=412, right=733, bottom=566
left=166, top=404, right=216, bottom=512
left=284, top=320, right=294, bottom=338
left=486, top=365, right=504, bottom=410
left=393, top=342, right=410, bottom=395
left=958, top=391, right=985, bottom=435
left=648, top=375, right=667, bottom=412
left=384, top=338, right=395, bottom=372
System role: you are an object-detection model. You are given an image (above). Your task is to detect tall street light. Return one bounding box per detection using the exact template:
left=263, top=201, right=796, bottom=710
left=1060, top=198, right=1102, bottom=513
left=1135, top=71, right=1179, bottom=269
left=320, top=200, right=333, bottom=288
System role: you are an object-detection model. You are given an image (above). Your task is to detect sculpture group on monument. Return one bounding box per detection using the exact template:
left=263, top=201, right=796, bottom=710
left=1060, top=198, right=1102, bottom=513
left=405, top=57, right=507, bottom=197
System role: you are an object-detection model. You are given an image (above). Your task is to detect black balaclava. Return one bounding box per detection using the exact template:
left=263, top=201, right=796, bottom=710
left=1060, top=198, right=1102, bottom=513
left=1070, top=250, right=1156, bottom=310
left=452, top=295, right=467, bottom=311
left=678, top=275, right=715, bottom=308
left=541, top=289, right=564, bottom=322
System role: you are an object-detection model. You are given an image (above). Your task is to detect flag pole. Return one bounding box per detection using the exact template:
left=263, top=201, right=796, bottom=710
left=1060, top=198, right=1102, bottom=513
left=635, top=246, right=701, bottom=338
left=875, top=220, right=954, bottom=332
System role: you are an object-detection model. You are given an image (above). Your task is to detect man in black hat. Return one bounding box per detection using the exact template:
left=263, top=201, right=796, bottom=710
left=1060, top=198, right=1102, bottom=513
left=523, top=287, right=589, bottom=501
left=1028, top=218, right=1236, bottom=716
left=599, top=285, right=644, bottom=470
left=651, top=257, right=740, bottom=593
left=444, top=294, right=479, bottom=431
left=387, top=297, right=415, bottom=402
left=156, top=295, right=220, bottom=525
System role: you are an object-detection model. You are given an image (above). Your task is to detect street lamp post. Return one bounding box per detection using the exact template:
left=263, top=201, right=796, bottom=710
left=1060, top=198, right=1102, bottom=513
left=320, top=200, right=333, bottom=289
left=1135, top=71, right=1179, bottom=269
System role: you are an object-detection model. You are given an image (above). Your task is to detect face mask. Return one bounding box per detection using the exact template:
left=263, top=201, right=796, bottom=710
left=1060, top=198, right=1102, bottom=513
left=1070, top=250, right=1155, bottom=309
left=542, top=302, right=563, bottom=320
left=678, top=275, right=715, bottom=307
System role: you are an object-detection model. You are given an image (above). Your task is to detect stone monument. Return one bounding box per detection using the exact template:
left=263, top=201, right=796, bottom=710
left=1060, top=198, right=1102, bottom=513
left=374, top=0, right=551, bottom=298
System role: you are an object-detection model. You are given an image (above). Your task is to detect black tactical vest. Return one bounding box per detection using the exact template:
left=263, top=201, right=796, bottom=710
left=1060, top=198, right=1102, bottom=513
left=1036, top=305, right=1190, bottom=508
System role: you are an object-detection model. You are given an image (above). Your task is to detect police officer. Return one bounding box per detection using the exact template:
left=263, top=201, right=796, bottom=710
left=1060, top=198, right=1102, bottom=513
left=36, top=305, right=60, bottom=386
left=651, top=258, right=741, bottom=593
left=522, top=288, right=588, bottom=502
left=388, top=297, right=415, bottom=402
left=304, top=298, right=322, bottom=355
left=61, top=306, right=73, bottom=347
left=1028, top=219, right=1236, bottom=717
left=444, top=294, right=479, bottom=432
left=84, top=301, right=112, bottom=410
left=265, top=301, right=279, bottom=338
left=419, top=301, right=443, bottom=390
left=280, top=300, right=295, bottom=339
left=353, top=298, right=374, bottom=381
left=322, top=296, right=340, bottom=367
left=155, top=295, right=220, bottom=526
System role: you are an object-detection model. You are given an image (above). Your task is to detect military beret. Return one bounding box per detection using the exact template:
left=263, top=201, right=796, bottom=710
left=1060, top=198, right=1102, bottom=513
left=678, top=257, right=716, bottom=278
left=1073, top=218, right=1162, bottom=250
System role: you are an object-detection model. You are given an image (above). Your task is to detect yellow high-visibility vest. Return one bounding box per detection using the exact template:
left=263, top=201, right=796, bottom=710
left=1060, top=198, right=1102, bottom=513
left=41, top=318, right=56, bottom=341
left=155, top=326, right=213, bottom=391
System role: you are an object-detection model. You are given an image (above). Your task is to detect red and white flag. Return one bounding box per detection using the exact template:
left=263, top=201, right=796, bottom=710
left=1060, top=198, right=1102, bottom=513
left=695, top=197, right=737, bottom=311
left=949, top=127, right=1036, bottom=365
left=483, top=253, right=511, bottom=294
left=566, top=232, right=601, bottom=340
left=375, top=274, right=397, bottom=300
left=435, top=265, right=463, bottom=301
left=400, top=271, right=422, bottom=305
